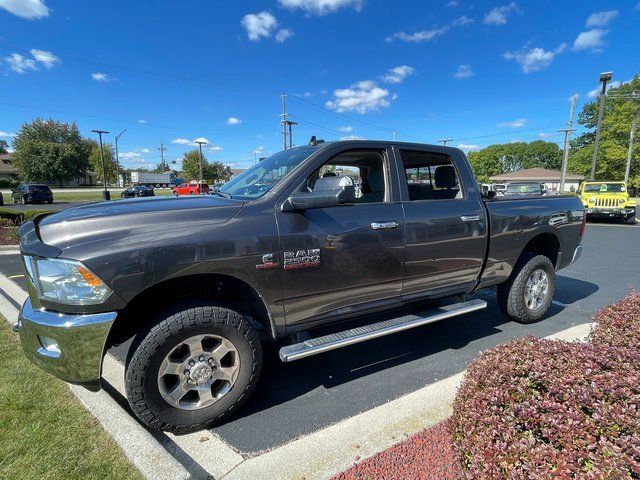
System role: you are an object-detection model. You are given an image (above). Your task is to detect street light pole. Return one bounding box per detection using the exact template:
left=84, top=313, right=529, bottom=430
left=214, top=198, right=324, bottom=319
left=91, top=129, right=110, bottom=200
left=625, top=111, right=638, bottom=184
left=438, top=138, right=453, bottom=146
left=114, top=129, right=127, bottom=188
left=590, top=71, right=613, bottom=181
left=194, top=140, right=207, bottom=191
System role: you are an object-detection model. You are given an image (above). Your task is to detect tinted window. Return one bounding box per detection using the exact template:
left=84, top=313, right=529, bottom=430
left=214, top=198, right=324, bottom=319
left=400, top=151, right=462, bottom=201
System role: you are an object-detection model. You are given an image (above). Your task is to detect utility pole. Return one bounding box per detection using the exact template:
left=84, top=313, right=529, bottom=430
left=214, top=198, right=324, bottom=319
left=194, top=139, right=207, bottom=189
left=114, top=129, right=126, bottom=188
left=558, top=94, right=578, bottom=193
left=157, top=143, right=167, bottom=172
left=591, top=71, right=613, bottom=180
left=438, top=138, right=453, bottom=146
left=625, top=111, right=638, bottom=184
left=280, top=94, right=288, bottom=150
left=91, top=129, right=110, bottom=200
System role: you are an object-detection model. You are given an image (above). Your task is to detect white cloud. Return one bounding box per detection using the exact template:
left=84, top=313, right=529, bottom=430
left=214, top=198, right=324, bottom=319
left=278, top=0, right=362, bottom=16
left=241, top=11, right=278, bottom=41
left=538, top=132, right=555, bottom=138
left=498, top=118, right=527, bottom=128
left=573, top=29, right=608, bottom=51
left=209, top=145, right=224, bottom=153
left=453, top=64, right=474, bottom=79
left=172, top=138, right=192, bottom=145
left=3, top=49, right=60, bottom=74
left=119, top=151, right=144, bottom=162
left=386, top=16, right=472, bottom=43
left=457, top=143, right=481, bottom=151
left=338, top=126, right=353, bottom=133
left=275, top=28, right=294, bottom=42
left=91, top=72, right=113, bottom=82
left=3, top=53, right=37, bottom=73
left=0, top=0, right=49, bottom=19
left=139, top=148, right=150, bottom=153
left=503, top=43, right=566, bottom=73
left=326, top=80, right=392, bottom=114
left=585, top=10, right=618, bottom=27
left=30, top=49, right=59, bottom=68
left=138, top=119, right=147, bottom=124
left=193, top=137, right=210, bottom=144
left=340, top=135, right=363, bottom=140
left=483, top=2, right=520, bottom=25
left=380, top=65, right=415, bottom=84
left=226, top=117, right=242, bottom=125
left=446, top=1, right=459, bottom=6
left=587, top=80, right=621, bottom=98
left=252, top=146, right=264, bottom=155
left=0, top=130, right=16, bottom=138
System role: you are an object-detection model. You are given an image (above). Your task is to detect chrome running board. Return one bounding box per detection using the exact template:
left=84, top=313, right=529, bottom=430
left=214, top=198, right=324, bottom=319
left=279, top=298, right=487, bottom=362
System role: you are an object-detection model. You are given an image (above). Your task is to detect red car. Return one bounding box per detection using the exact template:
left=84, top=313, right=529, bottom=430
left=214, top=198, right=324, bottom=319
left=172, top=182, right=210, bottom=196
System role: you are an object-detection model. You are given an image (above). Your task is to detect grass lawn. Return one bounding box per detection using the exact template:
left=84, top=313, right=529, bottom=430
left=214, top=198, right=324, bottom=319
left=52, top=189, right=174, bottom=202
left=0, top=318, right=143, bottom=480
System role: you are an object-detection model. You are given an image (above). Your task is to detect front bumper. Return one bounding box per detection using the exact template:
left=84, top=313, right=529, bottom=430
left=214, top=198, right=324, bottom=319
left=585, top=207, right=635, bottom=218
left=16, top=297, right=117, bottom=391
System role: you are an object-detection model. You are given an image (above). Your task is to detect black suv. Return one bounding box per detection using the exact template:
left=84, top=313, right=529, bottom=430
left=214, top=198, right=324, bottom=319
left=121, top=185, right=155, bottom=198
left=12, top=184, right=54, bottom=204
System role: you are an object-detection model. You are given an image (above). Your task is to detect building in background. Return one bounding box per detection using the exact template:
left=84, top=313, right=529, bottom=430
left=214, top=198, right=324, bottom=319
left=0, top=153, right=19, bottom=181
left=490, top=168, right=584, bottom=193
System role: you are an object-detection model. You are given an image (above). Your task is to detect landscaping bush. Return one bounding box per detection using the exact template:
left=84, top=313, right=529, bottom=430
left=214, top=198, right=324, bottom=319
left=0, top=208, right=57, bottom=225
left=589, top=292, right=640, bottom=351
left=0, top=178, right=19, bottom=189
left=452, top=336, right=640, bottom=479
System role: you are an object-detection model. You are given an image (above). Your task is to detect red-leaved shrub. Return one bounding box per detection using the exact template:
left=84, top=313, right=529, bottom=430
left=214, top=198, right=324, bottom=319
left=589, top=292, right=640, bottom=351
left=452, top=336, right=640, bottom=479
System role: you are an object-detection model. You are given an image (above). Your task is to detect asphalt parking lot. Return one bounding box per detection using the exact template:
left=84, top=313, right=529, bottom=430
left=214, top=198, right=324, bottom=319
left=1, top=222, right=638, bottom=457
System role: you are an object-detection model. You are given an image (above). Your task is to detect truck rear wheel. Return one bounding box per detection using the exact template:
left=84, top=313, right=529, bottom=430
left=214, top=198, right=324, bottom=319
left=497, top=254, right=555, bottom=324
left=125, top=305, right=262, bottom=433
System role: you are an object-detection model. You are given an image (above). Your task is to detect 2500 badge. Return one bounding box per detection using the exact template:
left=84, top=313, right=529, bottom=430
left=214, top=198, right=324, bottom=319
left=283, top=249, right=321, bottom=270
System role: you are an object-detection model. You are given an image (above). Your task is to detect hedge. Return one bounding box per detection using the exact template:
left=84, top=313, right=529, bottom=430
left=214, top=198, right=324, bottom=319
left=453, top=293, right=640, bottom=479
left=0, top=208, right=58, bottom=225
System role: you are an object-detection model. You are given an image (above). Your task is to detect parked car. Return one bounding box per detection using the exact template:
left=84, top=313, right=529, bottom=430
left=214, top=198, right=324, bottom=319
left=578, top=181, right=637, bottom=224
left=172, top=182, right=210, bottom=196
left=503, top=182, right=548, bottom=197
left=121, top=185, right=155, bottom=199
left=12, top=184, right=53, bottom=204
left=16, top=140, right=585, bottom=433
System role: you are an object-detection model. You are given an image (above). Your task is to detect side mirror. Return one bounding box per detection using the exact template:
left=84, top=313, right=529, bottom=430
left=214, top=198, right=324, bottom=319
left=283, top=185, right=356, bottom=211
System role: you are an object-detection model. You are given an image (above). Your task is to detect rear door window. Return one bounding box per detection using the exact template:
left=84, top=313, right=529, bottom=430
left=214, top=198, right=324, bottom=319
left=399, top=151, right=463, bottom=201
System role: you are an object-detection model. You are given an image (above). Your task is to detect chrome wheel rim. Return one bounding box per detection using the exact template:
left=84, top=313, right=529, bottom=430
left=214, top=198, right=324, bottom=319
left=524, top=269, right=549, bottom=311
left=157, top=334, right=240, bottom=411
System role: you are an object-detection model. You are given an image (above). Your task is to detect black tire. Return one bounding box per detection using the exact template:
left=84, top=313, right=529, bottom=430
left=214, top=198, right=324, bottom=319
left=624, top=209, right=636, bottom=225
left=497, top=254, right=555, bottom=324
left=125, top=305, right=262, bottom=433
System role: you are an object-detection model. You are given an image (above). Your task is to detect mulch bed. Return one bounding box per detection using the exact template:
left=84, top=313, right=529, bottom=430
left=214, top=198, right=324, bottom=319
left=0, top=225, right=19, bottom=246
left=332, top=419, right=462, bottom=480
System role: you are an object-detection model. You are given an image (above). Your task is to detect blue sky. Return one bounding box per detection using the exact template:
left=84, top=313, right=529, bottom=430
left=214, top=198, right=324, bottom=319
left=0, top=0, right=638, bottom=170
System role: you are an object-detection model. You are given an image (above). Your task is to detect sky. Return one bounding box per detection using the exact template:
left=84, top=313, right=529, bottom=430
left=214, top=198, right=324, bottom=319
left=0, top=0, right=638, bottom=170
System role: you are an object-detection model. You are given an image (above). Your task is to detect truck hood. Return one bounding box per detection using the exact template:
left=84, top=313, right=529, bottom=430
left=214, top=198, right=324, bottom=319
left=37, top=195, right=245, bottom=249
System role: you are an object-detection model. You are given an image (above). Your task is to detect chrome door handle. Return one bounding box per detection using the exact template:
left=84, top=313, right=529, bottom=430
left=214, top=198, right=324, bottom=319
left=371, top=221, right=398, bottom=230
left=460, top=215, right=481, bottom=222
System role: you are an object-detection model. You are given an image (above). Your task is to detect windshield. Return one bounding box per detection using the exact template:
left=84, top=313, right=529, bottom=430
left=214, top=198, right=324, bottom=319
left=219, top=146, right=320, bottom=200
left=506, top=183, right=542, bottom=194
left=583, top=183, right=626, bottom=193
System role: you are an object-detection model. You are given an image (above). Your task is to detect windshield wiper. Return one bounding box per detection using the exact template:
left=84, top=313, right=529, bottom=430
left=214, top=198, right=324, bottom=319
left=214, top=190, right=232, bottom=199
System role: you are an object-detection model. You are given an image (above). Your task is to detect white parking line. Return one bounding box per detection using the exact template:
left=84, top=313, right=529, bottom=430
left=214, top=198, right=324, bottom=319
left=0, top=272, right=596, bottom=480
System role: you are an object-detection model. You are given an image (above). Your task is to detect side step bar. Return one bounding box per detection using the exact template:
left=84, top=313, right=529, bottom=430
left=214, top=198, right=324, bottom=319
left=279, top=298, right=487, bottom=362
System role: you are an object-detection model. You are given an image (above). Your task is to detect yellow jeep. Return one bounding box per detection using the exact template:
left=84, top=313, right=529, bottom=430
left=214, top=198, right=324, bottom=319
left=578, top=181, right=637, bottom=224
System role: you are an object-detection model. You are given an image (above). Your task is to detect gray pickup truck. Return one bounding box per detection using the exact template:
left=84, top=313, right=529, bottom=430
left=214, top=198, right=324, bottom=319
left=16, top=140, right=585, bottom=432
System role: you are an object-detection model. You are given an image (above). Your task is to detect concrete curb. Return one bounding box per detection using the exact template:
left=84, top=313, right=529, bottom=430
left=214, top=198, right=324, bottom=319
left=0, top=245, right=20, bottom=251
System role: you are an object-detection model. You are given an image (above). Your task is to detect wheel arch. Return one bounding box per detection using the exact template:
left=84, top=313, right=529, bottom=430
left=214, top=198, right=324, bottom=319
left=105, top=272, right=276, bottom=351
left=517, top=231, right=561, bottom=270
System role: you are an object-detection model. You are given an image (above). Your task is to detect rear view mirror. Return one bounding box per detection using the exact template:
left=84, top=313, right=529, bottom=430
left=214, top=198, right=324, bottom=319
left=283, top=184, right=356, bottom=211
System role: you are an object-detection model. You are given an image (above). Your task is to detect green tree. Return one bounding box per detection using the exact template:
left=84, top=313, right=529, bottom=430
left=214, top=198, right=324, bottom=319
left=0, top=139, right=8, bottom=154
left=570, top=75, right=640, bottom=183
left=182, top=149, right=210, bottom=181
left=85, top=139, right=118, bottom=184
left=12, top=118, right=89, bottom=186
left=467, top=140, right=562, bottom=183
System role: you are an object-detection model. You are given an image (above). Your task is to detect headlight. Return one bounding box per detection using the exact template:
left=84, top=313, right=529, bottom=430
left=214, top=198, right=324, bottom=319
left=589, top=196, right=596, bottom=203
left=619, top=199, right=626, bottom=205
left=24, top=257, right=111, bottom=305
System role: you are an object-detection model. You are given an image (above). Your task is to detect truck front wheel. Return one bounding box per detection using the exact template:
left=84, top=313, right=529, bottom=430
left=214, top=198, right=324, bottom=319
left=125, top=305, right=262, bottom=433
left=497, top=254, right=556, bottom=324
